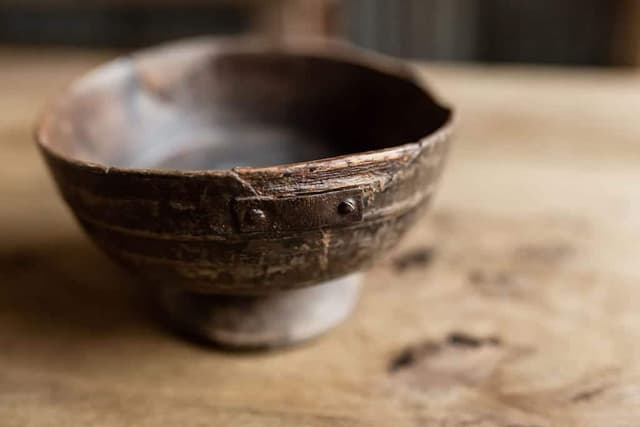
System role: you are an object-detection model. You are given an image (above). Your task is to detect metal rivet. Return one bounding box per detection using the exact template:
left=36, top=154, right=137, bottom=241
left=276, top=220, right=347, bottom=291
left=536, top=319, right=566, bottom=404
left=246, top=208, right=267, bottom=225
left=338, top=198, right=357, bottom=215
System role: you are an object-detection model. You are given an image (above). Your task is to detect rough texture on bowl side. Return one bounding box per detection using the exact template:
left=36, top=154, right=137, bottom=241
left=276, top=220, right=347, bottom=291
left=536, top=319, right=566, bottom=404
left=37, top=38, right=453, bottom=295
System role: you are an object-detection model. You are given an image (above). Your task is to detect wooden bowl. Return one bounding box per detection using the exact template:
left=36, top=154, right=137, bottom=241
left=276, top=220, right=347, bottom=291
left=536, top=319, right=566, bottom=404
left=36, top=37, right=453, bottom=348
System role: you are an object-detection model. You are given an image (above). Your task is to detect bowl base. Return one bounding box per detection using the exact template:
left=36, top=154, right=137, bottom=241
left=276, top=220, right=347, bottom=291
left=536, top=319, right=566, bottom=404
left=159, top=274, right=362, bottom=349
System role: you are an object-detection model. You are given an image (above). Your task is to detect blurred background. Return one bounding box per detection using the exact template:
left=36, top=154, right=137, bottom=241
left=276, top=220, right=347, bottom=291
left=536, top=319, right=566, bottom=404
left=1, top=0, right=639, bottom=66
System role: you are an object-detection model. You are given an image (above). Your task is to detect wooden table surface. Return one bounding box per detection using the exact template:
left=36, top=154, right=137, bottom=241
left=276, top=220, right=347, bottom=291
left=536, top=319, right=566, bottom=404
left=2, top=47, right=640, bottom=427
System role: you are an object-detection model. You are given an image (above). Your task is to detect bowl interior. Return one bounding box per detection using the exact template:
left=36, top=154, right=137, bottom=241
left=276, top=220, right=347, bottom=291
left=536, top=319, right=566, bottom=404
left=41, top=44, right=450, bottom=170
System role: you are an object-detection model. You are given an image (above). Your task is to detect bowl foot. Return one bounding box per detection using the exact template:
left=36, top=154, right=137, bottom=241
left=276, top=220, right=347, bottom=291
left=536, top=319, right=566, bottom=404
left=159, top=274, right=362, bottom=349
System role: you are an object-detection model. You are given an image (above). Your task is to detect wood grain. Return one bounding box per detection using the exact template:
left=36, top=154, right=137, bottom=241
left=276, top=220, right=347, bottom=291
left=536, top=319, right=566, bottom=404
left=2, top=47, right=640, bottom=426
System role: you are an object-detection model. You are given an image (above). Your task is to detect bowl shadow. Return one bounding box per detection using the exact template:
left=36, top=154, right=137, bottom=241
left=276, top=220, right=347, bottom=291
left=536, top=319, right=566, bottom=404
left=0, top=236, right=157, bottom=343
left=0, top=235, right=310, bottom=356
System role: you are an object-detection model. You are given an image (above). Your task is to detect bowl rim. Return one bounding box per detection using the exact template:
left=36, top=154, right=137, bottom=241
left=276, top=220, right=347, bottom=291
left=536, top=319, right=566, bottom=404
left=35, top=36, right=454, bottom=178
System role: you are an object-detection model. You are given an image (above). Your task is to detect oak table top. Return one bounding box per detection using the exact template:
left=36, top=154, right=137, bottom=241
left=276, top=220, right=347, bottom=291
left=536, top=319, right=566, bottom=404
left=1, top=47, right=639, bottom=426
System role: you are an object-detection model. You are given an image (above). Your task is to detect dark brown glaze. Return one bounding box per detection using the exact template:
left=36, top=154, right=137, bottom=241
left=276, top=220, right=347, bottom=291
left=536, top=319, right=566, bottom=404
left=36, top=37, right=453, bottom=296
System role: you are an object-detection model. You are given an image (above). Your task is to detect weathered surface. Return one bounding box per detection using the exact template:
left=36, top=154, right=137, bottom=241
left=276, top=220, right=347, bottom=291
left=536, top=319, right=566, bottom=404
left=2, top=47, right=640, bottom=425
left=37, top=39, right=452, bottom=295
left=35, top=39, right=452, bottom=347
